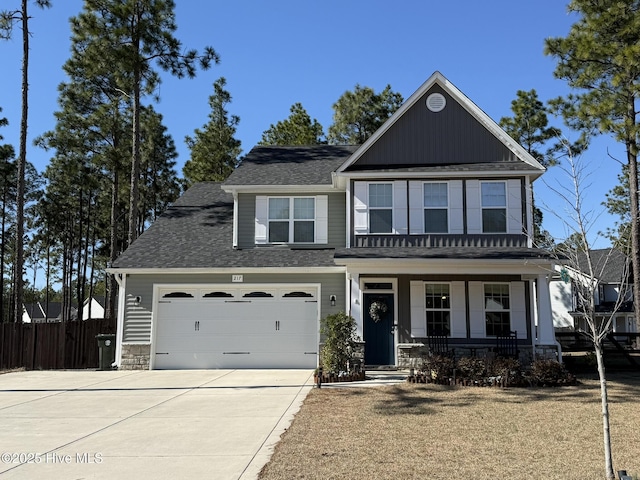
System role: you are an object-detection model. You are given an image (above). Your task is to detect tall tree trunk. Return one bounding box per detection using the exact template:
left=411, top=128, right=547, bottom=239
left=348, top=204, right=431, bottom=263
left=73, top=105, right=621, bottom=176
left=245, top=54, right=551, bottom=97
left=627, top=96, right=640, bottom=339
left=594, top=341, right=614, bottom=480
left=128, top=8, right=142, bottom=248
left=105, top=167, right=119, bottom=321
left=13, top=0, right=28, bottom=323
left=0, top=186, right=7, bottom=323
left=45, top=235, right=50, bottom=323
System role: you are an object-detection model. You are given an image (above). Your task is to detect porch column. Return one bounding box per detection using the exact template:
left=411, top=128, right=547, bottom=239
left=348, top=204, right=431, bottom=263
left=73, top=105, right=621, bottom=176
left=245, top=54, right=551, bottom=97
left=350, top=274, right=363, bottom=339
left=536, top=274, right=555, bottom=345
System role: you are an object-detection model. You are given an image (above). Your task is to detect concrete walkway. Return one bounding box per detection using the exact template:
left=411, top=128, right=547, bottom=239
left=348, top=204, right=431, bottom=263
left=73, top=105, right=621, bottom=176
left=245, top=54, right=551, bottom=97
left=0, top=369, right=313, bottom=480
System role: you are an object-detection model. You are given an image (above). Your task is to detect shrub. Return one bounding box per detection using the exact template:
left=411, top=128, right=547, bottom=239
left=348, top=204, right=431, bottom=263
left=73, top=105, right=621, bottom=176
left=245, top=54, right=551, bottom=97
left=421, top=354, right=455, bottom=381
left=489, top=357, right=523, bottom=386
left=529, top=359, right=575, bottom=386
left=456, top=356, right=487, bottom=381
left=320, top=312, right=359, bottom=374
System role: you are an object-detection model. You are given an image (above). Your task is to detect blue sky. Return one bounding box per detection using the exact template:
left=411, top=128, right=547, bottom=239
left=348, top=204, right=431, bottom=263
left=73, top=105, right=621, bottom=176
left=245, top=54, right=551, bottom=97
left=0, top=0, right=625, bottom=247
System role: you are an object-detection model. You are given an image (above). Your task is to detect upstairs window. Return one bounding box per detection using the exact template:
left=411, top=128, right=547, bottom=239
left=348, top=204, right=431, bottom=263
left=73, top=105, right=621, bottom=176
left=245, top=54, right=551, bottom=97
left=423, top=182, right=448, bottom=233
left=268, top=197, right=315, bottom=243
left=481, top=182, right=507, bottom=233
left=369, top=183, right=393, bottom=233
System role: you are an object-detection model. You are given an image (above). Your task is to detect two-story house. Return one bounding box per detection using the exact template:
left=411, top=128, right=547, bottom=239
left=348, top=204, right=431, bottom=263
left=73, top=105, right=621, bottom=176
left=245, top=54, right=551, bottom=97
left=108, top=72, right=559, bottom=370
left=551, top=248, right=636, bottom=336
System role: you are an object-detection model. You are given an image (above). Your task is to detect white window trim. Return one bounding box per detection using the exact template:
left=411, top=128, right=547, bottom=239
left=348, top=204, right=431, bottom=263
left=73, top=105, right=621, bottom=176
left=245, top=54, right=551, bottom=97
left=423, top=181, right=450, bottom=234
left=368, top=183, right=394, bottom=234
left=424, top=282, right=452, bottom=335
left=480, top=181, right=508, bottom=234
left=267, top=196, right=316, bottom=244
left=255, top=195, right=329, bottom=245
left=483, top=282, right=511, bottom=337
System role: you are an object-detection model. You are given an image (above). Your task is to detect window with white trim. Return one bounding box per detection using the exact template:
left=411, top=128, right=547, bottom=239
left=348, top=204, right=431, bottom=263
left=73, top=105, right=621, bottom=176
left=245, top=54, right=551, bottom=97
left=424, top=182, right=448, bottom=233
left=268, top=197, right=315, bottom=243
left=481, top=182, right=507, bottom=233
left=425, top=283, right=451, bottom=335
left=484, top=283, right=510, bottom=336
left=368, top=183, right=393, bottom=233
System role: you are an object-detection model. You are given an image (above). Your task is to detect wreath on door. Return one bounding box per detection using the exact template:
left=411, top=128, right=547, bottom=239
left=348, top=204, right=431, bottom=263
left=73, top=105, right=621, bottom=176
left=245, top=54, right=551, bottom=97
left=369, top=300, right=388, bottom=323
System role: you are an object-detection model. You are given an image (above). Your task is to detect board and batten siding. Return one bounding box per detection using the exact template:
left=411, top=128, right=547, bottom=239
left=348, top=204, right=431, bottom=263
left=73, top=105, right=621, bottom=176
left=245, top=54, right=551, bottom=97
left=350, top=85, right=518, bottom=168
left=122, top=272, right=346, bottom=344
left=237, top=192, right=346, bottom=249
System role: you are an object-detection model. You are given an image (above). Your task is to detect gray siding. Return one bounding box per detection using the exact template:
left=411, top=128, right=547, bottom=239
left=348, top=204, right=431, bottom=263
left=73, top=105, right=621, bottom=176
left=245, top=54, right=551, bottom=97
left=122, top=272, right=345, bottom=343
left=237, top=192, right=346, bottom=249
left=349, top=85, right=518, bottom=168
left=362, top=274, right=531, bottom=344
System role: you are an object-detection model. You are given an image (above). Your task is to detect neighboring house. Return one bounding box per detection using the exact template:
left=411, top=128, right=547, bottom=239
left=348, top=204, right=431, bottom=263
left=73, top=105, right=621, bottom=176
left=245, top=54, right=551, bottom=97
left=82, top=296, right=106, bottom=320
left=22, top=302, right=64, bottom=323
left=551, top=248, right=636, bottom=334
left=108, top=71, right=559, bottom=370
left=22, top=303, right=46, bottom=323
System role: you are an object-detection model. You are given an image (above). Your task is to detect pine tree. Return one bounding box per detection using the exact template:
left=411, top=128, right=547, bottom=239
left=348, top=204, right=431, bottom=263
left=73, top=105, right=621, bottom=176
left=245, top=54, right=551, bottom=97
left=183, top=77, right=241, bottom=187
left=545, top=0, right=640, bottom=343
left=328, top=84, right=403, bottom=145
left=259, top=103, right=324, bottom=146
left=1, top=0, right=52, bottom=323
left=71, top=0, right=219, bottom=246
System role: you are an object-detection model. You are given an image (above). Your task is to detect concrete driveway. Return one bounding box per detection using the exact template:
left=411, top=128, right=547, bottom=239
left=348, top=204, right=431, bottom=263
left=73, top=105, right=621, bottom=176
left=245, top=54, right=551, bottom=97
left=0, top=369, right=314, bottom=479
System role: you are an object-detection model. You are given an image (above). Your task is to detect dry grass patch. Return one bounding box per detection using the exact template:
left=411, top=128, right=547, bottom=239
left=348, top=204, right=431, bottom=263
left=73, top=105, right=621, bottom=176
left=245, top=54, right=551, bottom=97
left=260, top=373, right=640, bottom=480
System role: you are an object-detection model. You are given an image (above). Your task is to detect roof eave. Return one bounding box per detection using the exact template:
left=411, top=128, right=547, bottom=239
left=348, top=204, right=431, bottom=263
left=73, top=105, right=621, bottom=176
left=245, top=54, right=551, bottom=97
left=222, top=184, right=339, bottom=194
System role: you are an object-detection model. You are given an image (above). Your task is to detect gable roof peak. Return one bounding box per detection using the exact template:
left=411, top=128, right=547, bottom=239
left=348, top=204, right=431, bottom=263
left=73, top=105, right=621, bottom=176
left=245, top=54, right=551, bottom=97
left=336, top=71, right=546, bottom=175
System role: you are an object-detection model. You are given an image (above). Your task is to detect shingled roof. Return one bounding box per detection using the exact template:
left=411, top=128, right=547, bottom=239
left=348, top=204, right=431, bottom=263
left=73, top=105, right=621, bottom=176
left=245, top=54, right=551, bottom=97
left=111, top=182, right=337, bottom=270
left=223, top=145, right=358, bottom=186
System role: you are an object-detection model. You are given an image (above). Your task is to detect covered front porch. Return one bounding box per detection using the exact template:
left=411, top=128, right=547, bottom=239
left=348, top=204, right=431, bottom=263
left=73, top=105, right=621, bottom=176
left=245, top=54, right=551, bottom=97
left=335, top=247, right=561, bottom=368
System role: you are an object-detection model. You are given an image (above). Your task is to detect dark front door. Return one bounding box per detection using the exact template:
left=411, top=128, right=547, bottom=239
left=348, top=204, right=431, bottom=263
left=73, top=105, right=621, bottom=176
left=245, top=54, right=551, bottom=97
left=363, top=293, right=394, bottom=365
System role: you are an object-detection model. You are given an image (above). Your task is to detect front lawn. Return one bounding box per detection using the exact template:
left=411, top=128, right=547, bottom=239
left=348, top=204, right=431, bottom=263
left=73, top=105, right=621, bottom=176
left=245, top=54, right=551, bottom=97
left=259, top=373, right=640, bottom=480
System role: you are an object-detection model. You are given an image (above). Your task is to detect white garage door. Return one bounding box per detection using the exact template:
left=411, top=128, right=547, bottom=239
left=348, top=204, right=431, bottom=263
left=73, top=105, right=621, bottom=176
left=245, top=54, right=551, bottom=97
left=153, top=286, right=319, bottom=369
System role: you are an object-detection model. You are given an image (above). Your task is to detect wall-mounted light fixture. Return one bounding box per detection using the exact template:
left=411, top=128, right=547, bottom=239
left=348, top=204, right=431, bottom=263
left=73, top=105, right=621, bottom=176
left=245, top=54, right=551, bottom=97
left=330, top=295, right=336, bottom=307
left=134, top=296, right=142, bottom=305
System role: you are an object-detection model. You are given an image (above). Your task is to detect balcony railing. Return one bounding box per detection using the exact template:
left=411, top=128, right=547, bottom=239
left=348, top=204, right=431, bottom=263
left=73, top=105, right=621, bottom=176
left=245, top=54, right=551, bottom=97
left=354, top=234, right=528, bottom=248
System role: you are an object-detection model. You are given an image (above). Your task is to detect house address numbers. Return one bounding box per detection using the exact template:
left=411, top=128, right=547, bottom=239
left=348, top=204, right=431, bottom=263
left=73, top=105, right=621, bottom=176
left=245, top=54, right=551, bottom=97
left=232, top=275, right=243, bottom=283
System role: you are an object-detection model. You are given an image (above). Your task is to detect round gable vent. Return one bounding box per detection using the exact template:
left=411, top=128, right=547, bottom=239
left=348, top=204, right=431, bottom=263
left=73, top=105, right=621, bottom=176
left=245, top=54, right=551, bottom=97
left=426, top=93, right=446, bottom=112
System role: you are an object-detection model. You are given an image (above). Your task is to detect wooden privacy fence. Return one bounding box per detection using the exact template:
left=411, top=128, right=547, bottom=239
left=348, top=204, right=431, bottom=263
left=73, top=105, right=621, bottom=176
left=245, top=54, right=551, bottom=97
left=0, top=319, right=116, bottom=370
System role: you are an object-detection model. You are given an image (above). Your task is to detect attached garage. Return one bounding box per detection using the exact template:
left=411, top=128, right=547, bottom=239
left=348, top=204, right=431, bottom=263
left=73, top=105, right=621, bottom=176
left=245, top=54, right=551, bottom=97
left=152, top=285, right=320, bottom=369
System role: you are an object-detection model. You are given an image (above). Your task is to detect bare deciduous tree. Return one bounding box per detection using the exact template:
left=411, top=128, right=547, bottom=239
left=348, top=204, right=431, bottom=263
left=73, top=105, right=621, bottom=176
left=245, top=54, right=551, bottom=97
left=542, top=140, right=630, bottom=480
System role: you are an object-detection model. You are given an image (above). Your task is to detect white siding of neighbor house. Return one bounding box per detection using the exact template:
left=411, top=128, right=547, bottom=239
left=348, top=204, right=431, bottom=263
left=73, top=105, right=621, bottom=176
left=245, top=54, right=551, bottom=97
left=550, top=279, right=574, bottom=330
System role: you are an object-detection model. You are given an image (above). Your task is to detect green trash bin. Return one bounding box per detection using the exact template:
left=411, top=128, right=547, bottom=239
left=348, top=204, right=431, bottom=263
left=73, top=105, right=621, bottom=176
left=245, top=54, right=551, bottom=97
left=96, top=334, right=116, bottom=370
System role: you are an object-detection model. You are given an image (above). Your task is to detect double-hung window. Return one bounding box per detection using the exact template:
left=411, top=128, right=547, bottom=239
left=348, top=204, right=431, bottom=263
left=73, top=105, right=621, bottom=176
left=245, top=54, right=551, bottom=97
left=425, top=283, right=451, bottom=335
left=481, top=181, right=507, bottom=233
left=369, top=183, right=393, bottom=233
left=268, top=197, right=315, bottom=243
left=423, top=182, right=448, bottom=233
left=484, top=284, right=510, bottom=336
